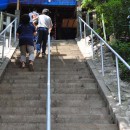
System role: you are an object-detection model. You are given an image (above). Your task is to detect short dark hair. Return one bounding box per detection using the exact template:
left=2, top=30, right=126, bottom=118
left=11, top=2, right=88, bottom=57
left=21, top=14, right=30, bottom=25
left=42, top=8, right=50, bottom=15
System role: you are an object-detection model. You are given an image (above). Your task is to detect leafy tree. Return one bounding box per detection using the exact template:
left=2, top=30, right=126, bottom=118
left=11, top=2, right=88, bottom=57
left=79, top=0, right=130, bottom=81
left=79, top=0, right=130, bottom=39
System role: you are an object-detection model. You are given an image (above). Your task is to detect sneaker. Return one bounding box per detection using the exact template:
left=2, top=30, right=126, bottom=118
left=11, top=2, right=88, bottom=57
left=29, top=62, right=34, bottom=71
left=21, top=62, right=25, bottom=69
left=36, top=51, right=40, bottom=57
left=42, top=52, right=46, bottom=57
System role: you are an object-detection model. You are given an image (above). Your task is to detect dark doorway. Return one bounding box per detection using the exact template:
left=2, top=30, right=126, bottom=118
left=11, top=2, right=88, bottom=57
left=6, top=4, right=77, bottom=40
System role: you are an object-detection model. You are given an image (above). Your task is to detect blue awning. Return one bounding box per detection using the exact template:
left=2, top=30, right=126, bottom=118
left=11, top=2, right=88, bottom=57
left=0, top=0, right=9, bottom=10
left=43, top=0, right=77, bottom=6
left=9, top=0, right=77, bottom=6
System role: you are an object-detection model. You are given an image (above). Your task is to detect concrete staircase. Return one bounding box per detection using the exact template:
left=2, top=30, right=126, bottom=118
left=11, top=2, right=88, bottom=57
left=0, top=40, right=118, bottom=130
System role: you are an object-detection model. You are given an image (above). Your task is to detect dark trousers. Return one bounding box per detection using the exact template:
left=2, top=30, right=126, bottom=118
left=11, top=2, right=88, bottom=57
left=36, top=27, right=48, bottom=53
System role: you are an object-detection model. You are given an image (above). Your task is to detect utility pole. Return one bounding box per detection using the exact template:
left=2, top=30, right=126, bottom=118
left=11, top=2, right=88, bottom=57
left=15, top=0, right=20, bottom=25
left=16, top=0, right=20, bottom=10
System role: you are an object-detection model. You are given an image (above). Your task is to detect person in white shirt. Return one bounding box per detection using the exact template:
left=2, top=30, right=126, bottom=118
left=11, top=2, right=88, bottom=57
left=36, top=8, right=53, bottom=57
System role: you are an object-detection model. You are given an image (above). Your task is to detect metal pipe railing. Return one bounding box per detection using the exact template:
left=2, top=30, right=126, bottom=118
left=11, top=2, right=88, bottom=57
left=79, top=17, right=130, bottom=104
left=0, top=15, right=17, bottom=62
left=46, top=33, right=51, bottom=130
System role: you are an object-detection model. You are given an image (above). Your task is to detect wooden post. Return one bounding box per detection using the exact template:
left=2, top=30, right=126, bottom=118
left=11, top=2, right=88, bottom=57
left=92, top=11, right=97, bottom=31
left=15, top=0, right=20, bottom=25
left=101, top=13, right=107, bottom=41
left=17, top=0, right=20, bottom=10
left=86, top=11, right=91, bottom=36
left=6, top=16, right=11, bottom=33
left=76, top=6, right=82, bottom=38
left=0, top=12, right=3, bottom=31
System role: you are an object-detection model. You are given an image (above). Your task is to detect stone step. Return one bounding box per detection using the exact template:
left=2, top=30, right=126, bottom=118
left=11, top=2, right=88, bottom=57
left=0, top=115, right=46, bottom=123
left=0, top=99, right=105, bottom=108
left=12, top=55, right=83, bottom=60
left=0, top=94, right=103, bottom=103
left=52, top=99, right=106, bottom=108
left=0, top=86, right=98, bottom=94
left=51, top=107, right=108, bottom=115
left=3, top=74, right=93, bottom=80
left=2, top=78, right=95, bottom=84
left=0, top=107, right=46, bottom=115
left=0, top=106, right=108, bottom=115
left=5, top=67, right=91, bottom=73
left=51, top=123, right=118, bottom=130
left=11, top=56, right=83, bottom=61
left=0, top=88, right=47, bottom=94
left=0, top=114, right=111, bottom=124
left=0, top=82, right=97, bottom=89
left=9, top=60, right=87, bottom=67
left=52, top=114, right=112, bottom=124
left=7, top=66, right=88, bottom=71
left=0, top=123, right=118, bottom=130
left=0, top=93, right=101, bottom=101
left=8, top=61, right=87, bottom=67
left=5, top=70, right=91, bottom=75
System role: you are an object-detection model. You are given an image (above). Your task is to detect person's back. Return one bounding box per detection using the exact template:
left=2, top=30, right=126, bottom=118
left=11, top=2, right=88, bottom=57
left=36, top=8, right=53, bottom=56
left=17, top=14, right=36, bottom=71
left=17, top=24, right=35, bottom=46
left=38, top=14, right=52, bottom=29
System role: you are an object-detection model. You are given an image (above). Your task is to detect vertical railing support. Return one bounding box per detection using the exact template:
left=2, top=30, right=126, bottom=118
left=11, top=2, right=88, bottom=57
left=9, top=25, right=12, bottom=48
left=84, top=23, right=86, bottom=45
left=2, top=33, right=6, bottom=61
left=79, top=18, right=82, bottom=39
left=0, top=12, right=3, bottom=31
left=116, top=56, right=121, bottom=105
left=14, top=18, right=17, bottom=43
left=47, top=33, right=51, bottom=130
left=91, top=30, right=94, bottom=59
left=100, top=40, right=104, bottom=76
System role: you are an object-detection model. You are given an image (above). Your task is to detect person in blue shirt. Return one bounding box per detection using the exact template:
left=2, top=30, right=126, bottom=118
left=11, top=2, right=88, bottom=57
left=17, top=14, right=36, bottom=71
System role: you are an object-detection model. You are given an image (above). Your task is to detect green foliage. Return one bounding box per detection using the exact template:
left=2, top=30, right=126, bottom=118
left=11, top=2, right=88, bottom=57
left=80, top=0, right=130, bottom=81
left=99, top=0, right=129, bottom=38
left=80, top=0, right=130, bottom=39
left=110, top=41, right=130, bottom=60
left=81, top=0, right=130, bottom=81
left=110, top=41, right=130, bottom=81
left=119, top=62, right=130, bottom=81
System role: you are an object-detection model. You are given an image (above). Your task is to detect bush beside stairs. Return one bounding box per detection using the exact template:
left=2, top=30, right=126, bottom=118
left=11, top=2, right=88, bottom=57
left=0, top=40, right=118, bottom=130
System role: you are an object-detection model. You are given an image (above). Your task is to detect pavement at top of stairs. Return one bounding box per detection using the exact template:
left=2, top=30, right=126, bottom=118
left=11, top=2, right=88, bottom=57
left=76, top=38, right=130, bottom=130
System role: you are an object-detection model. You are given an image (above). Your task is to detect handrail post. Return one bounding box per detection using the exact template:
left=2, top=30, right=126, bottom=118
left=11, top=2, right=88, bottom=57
left=2, top=33, right=6, bottom=61
left=84, top=23, right=86, bottom=44
left=14, top=18, right=17, bottom=43
left=79, top=18, right=82, bottom=39
left=91, top=30, right=94, bottom=59
left=47, top=33, right=51, bottom=130
left=100, top=40, right=104, bottom=76
left=116, top=56, right=121, bottom=105
left=9, top=25, right=12, bottom=48
left=0, top=12, right=3, bottom=31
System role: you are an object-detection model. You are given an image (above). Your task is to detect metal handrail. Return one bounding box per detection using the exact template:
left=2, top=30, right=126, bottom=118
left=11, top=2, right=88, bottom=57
left=79, top=17, right=130, bottom=105
left=47, top=33, right=51, bottom=130
left=0, top=12, right=17, bottom=62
